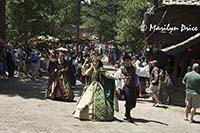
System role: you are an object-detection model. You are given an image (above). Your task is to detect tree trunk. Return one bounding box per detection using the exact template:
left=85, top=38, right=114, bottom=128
left=0, top=0, right=6, bottom=40
left=23, top=0, right=29, bottom=49
left=76, top=0, right=81, bottom=54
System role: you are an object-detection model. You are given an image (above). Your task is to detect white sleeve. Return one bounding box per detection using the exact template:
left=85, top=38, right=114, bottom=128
left=135, top=60, right=141, bottom=67
left=114, top=68, right=125, bottom=90
left=114, top=68, right=122, bottom=78
left=136, top=65, right=150, bottom=78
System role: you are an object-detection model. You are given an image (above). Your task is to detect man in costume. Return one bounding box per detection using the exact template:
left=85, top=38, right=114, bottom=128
left=114, top=55, right=149, bottom=122
left=115, top=55, right=137, bottom=122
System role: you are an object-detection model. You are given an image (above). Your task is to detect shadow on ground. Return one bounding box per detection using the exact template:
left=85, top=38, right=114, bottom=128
left=196, top=112, right=200, bottom=115
left=131, top=117, right=168, bottom=126
left=0, top=78, right=47, bottom=100
left=0, top=77, right=84, bottom=100
left=193, top=121, right=200, bottom=124
left=112, top=117, right=168, bottom=126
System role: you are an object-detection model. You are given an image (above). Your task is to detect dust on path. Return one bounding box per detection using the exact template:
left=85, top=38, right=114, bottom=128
left=0, top=77, right=200, bottom=133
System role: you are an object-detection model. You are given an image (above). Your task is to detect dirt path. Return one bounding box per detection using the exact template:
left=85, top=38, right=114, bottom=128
left=0, top=76, right=200, bottom=133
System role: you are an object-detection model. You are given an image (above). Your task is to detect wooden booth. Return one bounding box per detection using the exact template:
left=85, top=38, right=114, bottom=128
left=143, top=0, right=200, bottom=105
left=144, top=0, right=200, bottom=80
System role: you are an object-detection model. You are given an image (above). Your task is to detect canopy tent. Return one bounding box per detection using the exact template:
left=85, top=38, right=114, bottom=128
left=29, top=35, right=59, bottom=46
left=161, top=33, right=200, bottom=55
left=56, top=47, right=69, bottom=52
left=80, top=34, right=98, bottom=40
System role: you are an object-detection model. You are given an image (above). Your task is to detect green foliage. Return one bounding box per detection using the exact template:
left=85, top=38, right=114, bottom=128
left=6, top=0, right=77, bottom=45
left=115, top=0, right=147, bottom=52
left=6, top=0, right=148, bottom=52
left=82, top=0, right=147, bottom=52
left=82, top=0, right=121, bottom=42
left=0, top=0, right=6, bottom=40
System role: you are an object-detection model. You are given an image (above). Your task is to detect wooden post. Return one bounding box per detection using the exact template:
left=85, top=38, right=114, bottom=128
left=0, top=0, right=6, bottom=40
left=180, top=51, right=188, bottom=76
left=173, top=54, right=180, bottom=81
left=23, top=0, right=29, bottom=50
left=76, top=0, right=81, bottom=54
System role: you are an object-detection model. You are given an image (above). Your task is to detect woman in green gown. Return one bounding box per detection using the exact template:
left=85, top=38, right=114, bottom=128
left=73, top=57, right=119, bottom=121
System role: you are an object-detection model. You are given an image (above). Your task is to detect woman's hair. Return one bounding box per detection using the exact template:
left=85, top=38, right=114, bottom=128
left=97, top=59, right=103, bottom=68
left=58, top=52, right=65, bottom=61
left=149, top=60, right=158, bottom=67
left=92, top=57, right=103, bottom=69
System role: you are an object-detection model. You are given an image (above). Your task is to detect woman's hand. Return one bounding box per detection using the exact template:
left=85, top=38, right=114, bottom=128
left=58, top=68, right=65, bottom=73
left=121, top=73, right=126, bottom=79
left=91, top=62, right=95, bottom=69
left=85, top=57, right=90, bottom=63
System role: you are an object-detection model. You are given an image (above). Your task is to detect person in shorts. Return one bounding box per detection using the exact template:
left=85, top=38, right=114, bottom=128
left=147, top=60, right=160, bottom=107
left=182, top=63, right=200, bottom=123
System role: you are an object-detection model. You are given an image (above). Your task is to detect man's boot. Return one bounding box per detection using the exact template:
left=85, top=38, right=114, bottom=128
left=124, top=109, right=133, bottom=122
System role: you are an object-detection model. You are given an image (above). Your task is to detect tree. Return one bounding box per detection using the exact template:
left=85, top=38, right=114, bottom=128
left=6, top=0, right=148, bottom=53
left=82, top=0, right=147, bottom=52
left=6, top=0, right=77, bottom=46
left=82, top=0, right=121, bottom=42
left=115, top=0, right=147, bottom=52
left=7, top=0, right=54, bottom=46
left=0, top=0, right=6, bottom=40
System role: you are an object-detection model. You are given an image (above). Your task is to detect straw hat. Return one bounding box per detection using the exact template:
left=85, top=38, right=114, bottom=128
left=56, top=47, right=68, bottom=52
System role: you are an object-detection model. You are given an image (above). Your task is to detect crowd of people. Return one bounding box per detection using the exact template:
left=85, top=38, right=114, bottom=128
left=0, top=42, right=200, bottom=123
left=0, top=42, right=103, bottom=82
left=0, top=45, right=42, bottom=80
left=41, top=44, right=173, bottom=122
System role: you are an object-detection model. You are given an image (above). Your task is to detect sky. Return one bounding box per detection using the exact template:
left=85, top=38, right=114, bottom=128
left=81, top=0, right=91, bottom=4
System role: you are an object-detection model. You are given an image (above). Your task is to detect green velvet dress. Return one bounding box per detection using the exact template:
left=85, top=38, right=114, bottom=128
left=73, top=67, right=119, bottom=121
